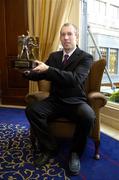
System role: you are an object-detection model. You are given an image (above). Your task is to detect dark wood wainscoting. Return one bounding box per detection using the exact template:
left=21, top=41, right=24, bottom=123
left=0, top=0, right=29, bottom=105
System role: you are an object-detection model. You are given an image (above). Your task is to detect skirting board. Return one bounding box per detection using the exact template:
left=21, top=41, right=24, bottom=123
left=100, top=102, right=119, bottom=130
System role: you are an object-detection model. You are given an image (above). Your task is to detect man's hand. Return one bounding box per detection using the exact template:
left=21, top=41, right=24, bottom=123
left=32, top=60, right=49, bottom=73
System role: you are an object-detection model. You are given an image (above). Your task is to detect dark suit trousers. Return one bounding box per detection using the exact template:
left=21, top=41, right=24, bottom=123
left=25, top=96, right=95, bottom=157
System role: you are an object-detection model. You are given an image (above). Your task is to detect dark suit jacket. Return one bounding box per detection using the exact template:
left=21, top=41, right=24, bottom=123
left=25, top=47, right=93, bottom=104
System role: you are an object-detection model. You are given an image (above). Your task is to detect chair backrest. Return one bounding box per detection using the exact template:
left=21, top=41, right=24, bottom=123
left=85, top=59, right=106, bottom=95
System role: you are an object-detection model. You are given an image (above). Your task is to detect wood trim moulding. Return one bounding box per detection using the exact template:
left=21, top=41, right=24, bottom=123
left=100, top=101, right=119, bottom=130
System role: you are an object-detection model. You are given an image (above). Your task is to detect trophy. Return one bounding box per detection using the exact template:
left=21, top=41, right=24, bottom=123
left=14, top=34, right=39, bottom=70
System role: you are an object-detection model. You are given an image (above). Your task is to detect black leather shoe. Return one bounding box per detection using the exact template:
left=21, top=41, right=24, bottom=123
left=69, top=152, right=80, bottom=175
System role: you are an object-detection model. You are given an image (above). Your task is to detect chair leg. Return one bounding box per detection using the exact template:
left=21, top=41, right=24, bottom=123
left=94, top=140, right=100, bottom=160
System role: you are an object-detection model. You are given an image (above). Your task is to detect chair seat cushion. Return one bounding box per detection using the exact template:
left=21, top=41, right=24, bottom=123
left=48, top=118, right=75, bottom=138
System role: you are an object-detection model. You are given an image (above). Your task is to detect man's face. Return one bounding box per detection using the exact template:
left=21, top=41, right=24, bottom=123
left=60, top=25, right=78, bottom=53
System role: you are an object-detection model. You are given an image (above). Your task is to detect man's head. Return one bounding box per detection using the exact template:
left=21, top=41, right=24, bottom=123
left=60, top=23, right=79, bottom=53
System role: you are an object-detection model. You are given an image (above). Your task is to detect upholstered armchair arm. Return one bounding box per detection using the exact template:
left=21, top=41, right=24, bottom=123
left=25, top=91, right=49, bottom=104
left=87, top=92, right=107, bottom=108
left=88, top=91, right=107, bottom=144
left=25, top=91, right=107, bottom=108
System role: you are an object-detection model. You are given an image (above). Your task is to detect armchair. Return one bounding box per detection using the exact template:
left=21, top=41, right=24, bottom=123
left=25, top=59, right=107, bottom=160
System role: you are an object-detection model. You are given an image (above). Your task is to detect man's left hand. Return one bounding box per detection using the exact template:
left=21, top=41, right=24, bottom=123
left=33, top=60, right=49, bottom=73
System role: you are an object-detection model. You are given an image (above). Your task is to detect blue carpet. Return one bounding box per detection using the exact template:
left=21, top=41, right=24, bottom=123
left=0, top=107, right=119, bottom=180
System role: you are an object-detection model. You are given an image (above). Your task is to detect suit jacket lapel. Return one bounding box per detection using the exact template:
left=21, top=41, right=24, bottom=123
left=62, top=48, right=83, bottom=69
left=55, top=51, right=63, bottom=68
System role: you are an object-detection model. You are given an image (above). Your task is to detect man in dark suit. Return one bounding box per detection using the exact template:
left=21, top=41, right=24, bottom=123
left=24, top=23, right=95, bottom=175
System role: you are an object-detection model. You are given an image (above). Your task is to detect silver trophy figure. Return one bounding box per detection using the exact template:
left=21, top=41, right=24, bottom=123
left=14, top=34, right=39, bottom=69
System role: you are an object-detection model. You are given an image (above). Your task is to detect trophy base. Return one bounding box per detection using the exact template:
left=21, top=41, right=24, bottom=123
left=14, top=59, right=37, bottom=69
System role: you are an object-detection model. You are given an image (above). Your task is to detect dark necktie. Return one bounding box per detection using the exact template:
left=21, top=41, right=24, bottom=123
left=62, top=54, right=69, bottom=64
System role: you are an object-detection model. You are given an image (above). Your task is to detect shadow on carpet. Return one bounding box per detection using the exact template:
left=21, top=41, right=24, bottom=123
left=0, top=107, right=119, bottom=180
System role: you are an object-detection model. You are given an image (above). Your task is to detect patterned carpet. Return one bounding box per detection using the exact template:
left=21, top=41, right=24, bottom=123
left=0, top=123, right=69, bottom=179
left=0, top=107, right=119, bottom=180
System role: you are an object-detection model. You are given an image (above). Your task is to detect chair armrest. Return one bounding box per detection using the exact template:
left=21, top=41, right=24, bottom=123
left=25, top=91, right=49, bottom=104
left=88, top=92, right=107, bottom=109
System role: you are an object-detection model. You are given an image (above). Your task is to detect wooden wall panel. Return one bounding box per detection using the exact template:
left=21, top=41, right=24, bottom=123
left=0, top=0, right=29, bottom=105
left=0, top=1, right=6, bottom=101
left=5, top=0, right=28, bottom=55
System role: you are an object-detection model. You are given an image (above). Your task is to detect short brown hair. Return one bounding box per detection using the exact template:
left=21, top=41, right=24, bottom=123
left=60, top=23, right=79, bottom=35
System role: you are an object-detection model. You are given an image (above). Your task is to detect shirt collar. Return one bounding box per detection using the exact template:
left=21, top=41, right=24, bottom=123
left=63, top=47, right=76, bottom=57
